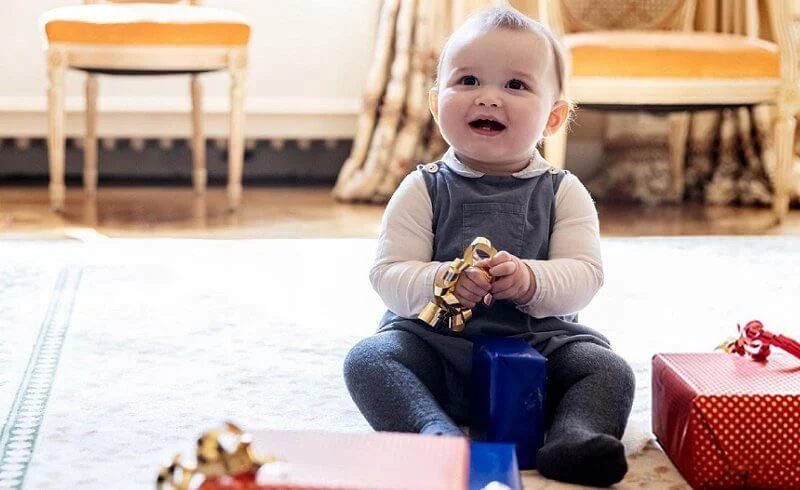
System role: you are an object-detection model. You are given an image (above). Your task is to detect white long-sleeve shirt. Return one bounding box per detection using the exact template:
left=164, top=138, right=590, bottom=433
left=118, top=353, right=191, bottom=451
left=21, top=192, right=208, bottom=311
left=370, top=149, right=604, bottom=320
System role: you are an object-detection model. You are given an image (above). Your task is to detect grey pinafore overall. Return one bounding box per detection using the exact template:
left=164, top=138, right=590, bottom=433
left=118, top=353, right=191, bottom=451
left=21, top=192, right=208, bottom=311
left=377, top=161, right=610, bottom=420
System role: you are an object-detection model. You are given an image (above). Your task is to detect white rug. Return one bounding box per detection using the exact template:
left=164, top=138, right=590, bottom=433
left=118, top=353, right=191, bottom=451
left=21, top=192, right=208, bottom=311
left=1, top=236, right=799, bottom=489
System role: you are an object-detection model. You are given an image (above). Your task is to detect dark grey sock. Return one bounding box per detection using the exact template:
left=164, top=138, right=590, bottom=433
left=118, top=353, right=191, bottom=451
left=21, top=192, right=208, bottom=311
left=536, top=341, right=635, bottom=487
left=536, top=430, right=627, bottom=487
left=343, top=330, right=461, bottom=435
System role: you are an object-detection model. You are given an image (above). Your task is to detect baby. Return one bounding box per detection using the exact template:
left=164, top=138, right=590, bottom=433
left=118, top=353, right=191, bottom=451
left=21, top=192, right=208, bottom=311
left=344, top=6, right=634, bottom=487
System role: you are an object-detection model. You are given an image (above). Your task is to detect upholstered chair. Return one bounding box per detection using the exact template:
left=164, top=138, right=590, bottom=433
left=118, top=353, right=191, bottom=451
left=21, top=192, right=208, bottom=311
left=40, top=0, right=250, bottom=211
left=539, top=0, right=798, bottom=222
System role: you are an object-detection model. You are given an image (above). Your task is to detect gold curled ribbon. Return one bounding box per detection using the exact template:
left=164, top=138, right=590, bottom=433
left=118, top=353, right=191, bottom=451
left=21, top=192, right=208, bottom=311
left=156, top=422, right=278, bottom=490
left=419, top=237, right=497, bottom=332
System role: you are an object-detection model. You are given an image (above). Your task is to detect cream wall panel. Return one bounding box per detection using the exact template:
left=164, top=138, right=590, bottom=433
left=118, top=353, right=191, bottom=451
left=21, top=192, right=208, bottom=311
left=0, top=0, right=380, bottom=137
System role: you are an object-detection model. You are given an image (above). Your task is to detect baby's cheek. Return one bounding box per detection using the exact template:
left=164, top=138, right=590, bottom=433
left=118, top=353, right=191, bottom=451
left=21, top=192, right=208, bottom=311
left=438, top=102, right=460, bottom=125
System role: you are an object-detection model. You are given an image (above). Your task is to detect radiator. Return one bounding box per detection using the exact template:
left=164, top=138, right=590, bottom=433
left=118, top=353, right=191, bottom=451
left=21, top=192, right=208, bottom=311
left=0, top=137, right=351, bottom=184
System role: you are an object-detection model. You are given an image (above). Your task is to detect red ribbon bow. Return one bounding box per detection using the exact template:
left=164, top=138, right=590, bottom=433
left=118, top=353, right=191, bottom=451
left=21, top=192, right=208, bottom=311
left=721, top=320, right=800, bottom=362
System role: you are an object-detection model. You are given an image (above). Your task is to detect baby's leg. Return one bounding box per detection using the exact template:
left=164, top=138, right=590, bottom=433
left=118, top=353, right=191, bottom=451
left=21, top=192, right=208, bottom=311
left=536, top=341, right=635, bottom=487
left=343, top=330, right=463, bottom=436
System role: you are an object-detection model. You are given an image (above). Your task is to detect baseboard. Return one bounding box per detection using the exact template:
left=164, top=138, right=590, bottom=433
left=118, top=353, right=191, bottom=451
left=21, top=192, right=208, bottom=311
left=0, top=96, right=362, bottom=139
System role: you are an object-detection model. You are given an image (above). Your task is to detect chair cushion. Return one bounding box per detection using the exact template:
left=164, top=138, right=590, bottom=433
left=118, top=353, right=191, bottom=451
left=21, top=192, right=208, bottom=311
left=565, top=31, right=779, bottom=79
left=41, top=4, right=250, bottom=46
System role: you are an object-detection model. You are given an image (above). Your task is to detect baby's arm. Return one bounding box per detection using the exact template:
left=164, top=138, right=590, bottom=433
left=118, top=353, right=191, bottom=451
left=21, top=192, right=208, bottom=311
left=518, top=174, right=604, bottom=318
left=369, top=171, right=440, bottom=318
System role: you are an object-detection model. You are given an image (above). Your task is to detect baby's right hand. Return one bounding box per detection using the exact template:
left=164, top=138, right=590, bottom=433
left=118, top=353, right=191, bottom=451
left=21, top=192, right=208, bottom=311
left=452, top=265, right=492, bottom=309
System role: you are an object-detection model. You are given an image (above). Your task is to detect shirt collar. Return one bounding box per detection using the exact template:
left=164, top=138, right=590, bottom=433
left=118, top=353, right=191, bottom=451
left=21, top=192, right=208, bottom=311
left=440, top=147, right=552, bottom=179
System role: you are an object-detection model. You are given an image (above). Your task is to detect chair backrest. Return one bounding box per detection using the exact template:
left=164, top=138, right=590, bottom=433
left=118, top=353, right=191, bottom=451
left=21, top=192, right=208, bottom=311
left=539, top=0, right=697, bottom=34
left=535, top=0, right=798, bottom=107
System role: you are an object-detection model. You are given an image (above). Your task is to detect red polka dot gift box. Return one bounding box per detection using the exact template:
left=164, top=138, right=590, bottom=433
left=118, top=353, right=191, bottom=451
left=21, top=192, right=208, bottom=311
left=652, top=353, right=800, bottom=489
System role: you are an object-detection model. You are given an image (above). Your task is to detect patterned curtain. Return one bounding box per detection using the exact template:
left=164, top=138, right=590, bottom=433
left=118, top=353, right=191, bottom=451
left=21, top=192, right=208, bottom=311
left=333, top=0, right=800, bottom=207
left=587, top=1, right=800, bottom=207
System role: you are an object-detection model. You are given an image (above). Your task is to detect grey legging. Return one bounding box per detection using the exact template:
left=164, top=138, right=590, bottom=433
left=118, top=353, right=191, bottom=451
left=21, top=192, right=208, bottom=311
left=343, top=329, right=634, bottom=441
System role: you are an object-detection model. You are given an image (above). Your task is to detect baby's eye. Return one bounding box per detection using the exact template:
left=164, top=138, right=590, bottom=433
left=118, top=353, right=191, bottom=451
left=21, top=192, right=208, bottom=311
left=459, top=75, right=479, bottom=86
left=506, top=79, right=528, bottom=90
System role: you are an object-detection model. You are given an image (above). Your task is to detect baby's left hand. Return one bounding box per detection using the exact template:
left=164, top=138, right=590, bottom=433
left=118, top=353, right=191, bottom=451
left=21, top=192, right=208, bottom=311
left=476, top=251, right=535, bottom=304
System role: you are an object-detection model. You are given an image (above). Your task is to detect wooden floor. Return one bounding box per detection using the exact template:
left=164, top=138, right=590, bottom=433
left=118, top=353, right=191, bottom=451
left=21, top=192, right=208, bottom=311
left=1, top=186, right=800, bottom=238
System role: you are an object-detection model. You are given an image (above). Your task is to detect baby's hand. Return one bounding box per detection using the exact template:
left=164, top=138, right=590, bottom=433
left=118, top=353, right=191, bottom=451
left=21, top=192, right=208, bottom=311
left=436, top=262, right=492, bottom=309
left=476, top=251, right=535, bottom=304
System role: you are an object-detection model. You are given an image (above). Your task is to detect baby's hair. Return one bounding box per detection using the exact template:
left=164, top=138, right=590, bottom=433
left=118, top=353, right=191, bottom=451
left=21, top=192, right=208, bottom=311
left=435, top=5, right=569, bottom=100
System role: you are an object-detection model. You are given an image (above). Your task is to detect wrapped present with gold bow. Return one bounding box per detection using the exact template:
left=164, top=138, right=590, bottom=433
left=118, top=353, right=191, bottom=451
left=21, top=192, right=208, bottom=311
left=159, top=427, right=469, bottom=490
left=652, top=325, right=800, bottom=489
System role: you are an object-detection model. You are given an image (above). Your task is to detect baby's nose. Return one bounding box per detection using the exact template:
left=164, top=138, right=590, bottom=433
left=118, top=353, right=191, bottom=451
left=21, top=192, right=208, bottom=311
left=475, top=92, right=502, bottom=108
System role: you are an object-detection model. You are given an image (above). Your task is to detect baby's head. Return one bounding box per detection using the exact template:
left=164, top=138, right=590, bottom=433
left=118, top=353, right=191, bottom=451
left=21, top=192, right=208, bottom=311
left=430, top=6, right=570, bottom=173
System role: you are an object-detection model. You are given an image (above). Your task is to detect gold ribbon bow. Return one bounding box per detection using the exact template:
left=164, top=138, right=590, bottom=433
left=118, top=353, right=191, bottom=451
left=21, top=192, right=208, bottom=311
left=156, top=422, right=277, bottom=490
left=419, top=237, right=497, bottom=332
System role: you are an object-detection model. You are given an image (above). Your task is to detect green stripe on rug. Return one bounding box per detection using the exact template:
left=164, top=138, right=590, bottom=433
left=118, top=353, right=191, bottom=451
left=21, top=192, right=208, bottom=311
left=0, top=267, right=82, bottom=489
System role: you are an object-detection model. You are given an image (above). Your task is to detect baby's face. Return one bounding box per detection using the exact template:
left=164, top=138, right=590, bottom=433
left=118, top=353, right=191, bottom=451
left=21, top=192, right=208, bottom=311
left=433, top=27, right=560, bottom=173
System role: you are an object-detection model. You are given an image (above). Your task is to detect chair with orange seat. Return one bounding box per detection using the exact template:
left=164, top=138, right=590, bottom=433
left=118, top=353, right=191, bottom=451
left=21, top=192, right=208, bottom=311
left=40, top=0, right=251, bottom=211
left=538, top=0, right=798, bottom=222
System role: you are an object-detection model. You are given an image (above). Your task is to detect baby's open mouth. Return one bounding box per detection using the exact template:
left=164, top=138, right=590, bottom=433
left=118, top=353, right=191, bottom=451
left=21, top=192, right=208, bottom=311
left=469, top=119, right=506, bottom=133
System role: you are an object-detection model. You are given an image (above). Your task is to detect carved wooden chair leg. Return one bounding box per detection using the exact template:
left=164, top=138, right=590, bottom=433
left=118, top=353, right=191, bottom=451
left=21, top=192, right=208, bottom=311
left=772, top=104, right=796, bottom=223
left=190, top=74, right=207, bottom=196
left=227, top=50, right=247, bottom=211
left=84, top=74, right=99, bottom=198
left=47, top=48, right=67, bottom=211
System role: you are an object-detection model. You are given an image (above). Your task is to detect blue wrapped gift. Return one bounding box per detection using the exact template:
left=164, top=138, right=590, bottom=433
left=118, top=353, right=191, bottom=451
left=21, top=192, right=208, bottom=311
left=471, top=336, right=547, bottom=470
left=469, top=442, right=522, bottom=490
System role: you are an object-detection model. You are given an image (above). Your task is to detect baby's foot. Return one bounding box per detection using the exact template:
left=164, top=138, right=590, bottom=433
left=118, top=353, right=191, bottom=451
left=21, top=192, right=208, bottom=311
left=536, top=430, right=627, bottom=487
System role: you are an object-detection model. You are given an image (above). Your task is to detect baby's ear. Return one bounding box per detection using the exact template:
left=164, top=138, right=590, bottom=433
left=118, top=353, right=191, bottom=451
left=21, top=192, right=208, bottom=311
left=543, top=100, right=570, bottom=137
left=428, top=88, right=439, bottom=124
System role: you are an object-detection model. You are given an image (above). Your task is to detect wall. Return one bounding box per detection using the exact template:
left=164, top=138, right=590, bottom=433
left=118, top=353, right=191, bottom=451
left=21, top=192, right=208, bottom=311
left=0, top=0, right=380, bottom=138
